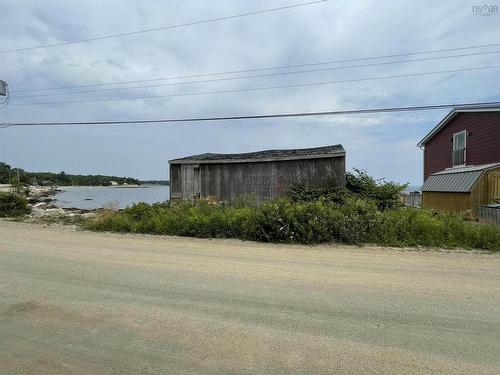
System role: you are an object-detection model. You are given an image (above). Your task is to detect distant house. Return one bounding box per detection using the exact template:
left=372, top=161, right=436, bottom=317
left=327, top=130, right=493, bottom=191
left=417, top=105, right=500, bottom=215
left=169, top=145, right=346, bottom=203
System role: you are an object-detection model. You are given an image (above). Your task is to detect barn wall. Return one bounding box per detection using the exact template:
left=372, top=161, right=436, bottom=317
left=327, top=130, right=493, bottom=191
left=470, top=174, right=489, bottom=216
left=424, top=112, right=500, bottom=179
left=469, top=167, right=500, bottom=215
left=180, top=164, right=200, bottom=200
left=198, top=156, right=345, bottom=202
left=422, top=192, right=471, bottom=212
left=487, top=169, right=500, bottom=203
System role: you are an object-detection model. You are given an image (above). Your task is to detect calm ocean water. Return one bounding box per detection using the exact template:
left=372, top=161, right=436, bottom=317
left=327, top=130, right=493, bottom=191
left=54, top=184, right=420, bottom=210
left=54, top=185, right=170, bottom=209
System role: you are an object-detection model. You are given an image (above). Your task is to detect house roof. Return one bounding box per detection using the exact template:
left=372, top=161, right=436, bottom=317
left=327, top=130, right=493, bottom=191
left=169, top=144, right=345, bottom=164
left=421, top=162, right=500, bottom=192
left=417, top=104, right=500, bottom=147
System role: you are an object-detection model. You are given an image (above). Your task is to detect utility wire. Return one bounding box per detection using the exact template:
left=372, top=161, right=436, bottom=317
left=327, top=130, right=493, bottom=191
left=11, top=49, right=500, bottom=99
left=0, top=0, right=326, bottom=55
left=2, top=100, right=500, bottom=128
left=12, top=42, right=500, bottom=93
left=10, top=64, right=500, bottom=106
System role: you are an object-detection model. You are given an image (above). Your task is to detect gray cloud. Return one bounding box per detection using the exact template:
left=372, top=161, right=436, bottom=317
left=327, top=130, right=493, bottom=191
left=1, top=0, right=499, bottom=184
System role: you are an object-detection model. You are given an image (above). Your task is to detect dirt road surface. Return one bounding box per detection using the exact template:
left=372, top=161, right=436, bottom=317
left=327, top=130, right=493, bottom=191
left=1, top=221, right=499, bottom=374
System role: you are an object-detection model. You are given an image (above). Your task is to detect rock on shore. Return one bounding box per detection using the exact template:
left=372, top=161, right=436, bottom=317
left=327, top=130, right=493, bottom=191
left=1, top=184, right=97, bottom=222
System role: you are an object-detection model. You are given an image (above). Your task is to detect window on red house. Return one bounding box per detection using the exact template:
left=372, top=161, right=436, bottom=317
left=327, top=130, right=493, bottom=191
left=452, top=130, right=466, bottom=166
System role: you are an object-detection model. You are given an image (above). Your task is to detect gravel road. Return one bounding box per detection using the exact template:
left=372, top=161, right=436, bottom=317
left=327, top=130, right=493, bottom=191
left=1, top=221, right=499, bottom=374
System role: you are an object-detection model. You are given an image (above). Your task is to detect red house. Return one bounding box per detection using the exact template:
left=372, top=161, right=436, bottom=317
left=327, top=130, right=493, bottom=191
left=418, top=105, right=500, bottom=179
left=418, top=105, right=500, bottom=215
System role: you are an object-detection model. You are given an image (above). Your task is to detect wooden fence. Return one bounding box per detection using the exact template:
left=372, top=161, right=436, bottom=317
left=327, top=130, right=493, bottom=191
left=401, top=192, right=422, bottom=208
left=479, top=205, right=500, bottom=225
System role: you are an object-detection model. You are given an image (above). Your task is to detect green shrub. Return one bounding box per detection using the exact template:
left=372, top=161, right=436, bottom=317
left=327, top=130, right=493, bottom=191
left=0, top=192, right=31, bottom=217
left=286, top=169, right=408, bottom=210
left=286, top=183, right=347, bottom=204
left=346, top=168, right=408, bottom=209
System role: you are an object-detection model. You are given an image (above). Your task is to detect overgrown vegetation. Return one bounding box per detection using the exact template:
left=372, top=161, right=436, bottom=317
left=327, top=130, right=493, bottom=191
left=0, top=162, right=140, bottom=186
left=0, top=192, right=31, bottom=217
left=287, top=168, right=408, bottom=209
left=84, top=198, right=500, bottom=250
left=85, top=170, right=500, bottom=251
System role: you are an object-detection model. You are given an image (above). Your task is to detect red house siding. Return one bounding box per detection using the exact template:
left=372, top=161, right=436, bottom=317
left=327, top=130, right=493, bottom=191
left=424, top=112, right=500, bottom=179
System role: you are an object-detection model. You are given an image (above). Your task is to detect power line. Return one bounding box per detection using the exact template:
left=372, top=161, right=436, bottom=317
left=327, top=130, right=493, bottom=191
left=2, top=100, right=500, bottom=128
left=0, top=0, right=326, bottom=55
left=10, top=64, right=500, bottom=106
left=12, top=42, right=500, bottom=93
left=11, top=49, right=500, bottom=99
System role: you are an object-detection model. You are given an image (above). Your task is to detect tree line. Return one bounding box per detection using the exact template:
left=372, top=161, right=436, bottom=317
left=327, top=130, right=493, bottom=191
left=0, top=162, right=140, bottom=186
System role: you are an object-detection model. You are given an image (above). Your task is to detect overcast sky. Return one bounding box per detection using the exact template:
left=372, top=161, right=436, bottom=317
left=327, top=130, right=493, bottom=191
left=1, top=0, right=499, bottom=184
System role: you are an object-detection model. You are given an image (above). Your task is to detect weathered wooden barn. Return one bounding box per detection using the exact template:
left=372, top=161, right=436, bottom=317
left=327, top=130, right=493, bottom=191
left=169, top=145, right=346, bottom=202
left=421, top=163, right=500, bottom=216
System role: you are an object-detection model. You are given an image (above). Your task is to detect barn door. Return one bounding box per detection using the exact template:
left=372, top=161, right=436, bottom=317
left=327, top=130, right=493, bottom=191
left=182, top=164, right=201, bottom=199
left=490, top=171, right=500, bottom=203
left=193, top=166, right=200, bottom=199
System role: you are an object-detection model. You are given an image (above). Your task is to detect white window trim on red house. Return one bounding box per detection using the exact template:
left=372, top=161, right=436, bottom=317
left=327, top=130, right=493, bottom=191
left=452, top=130, right=467, bottom=167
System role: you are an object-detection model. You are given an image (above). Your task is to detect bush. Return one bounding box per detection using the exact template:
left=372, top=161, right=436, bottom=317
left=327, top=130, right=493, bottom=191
left=84, top=198, right=500, bottom=251
left=0, top=192, right=31, bottom=217
left=346, top=168, right=408, bottom=209
left=286, top=169, right=408, bottom=210
left=286, top=183, right=347, bottom=204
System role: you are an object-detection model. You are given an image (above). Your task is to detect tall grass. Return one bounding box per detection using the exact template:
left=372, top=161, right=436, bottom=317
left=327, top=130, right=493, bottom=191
left=85, top=198, right=500, bottom=251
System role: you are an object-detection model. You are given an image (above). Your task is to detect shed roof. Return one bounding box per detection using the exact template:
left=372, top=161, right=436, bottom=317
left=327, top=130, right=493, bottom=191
left=417, top=104, right=500, bottom=147
left=421, top=162, right=500, bottom=192
left=169, top=144, right=345, bottom=164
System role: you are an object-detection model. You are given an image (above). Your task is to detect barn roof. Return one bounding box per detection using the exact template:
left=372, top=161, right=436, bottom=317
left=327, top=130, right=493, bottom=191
left=421, top=162, right=500, bottom=192
left=169, top=144, right=345, bottom=164
left=417, top=104, right=500, bottom=147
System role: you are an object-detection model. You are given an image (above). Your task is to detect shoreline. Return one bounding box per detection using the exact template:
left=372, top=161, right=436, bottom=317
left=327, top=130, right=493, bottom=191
left=53, top=185, right=168, bottom=211
left=57, top=184, right=147, bottom=190
left=2, top=184, right=167, bottom=220
left=1, top=184, right=104, bottom=219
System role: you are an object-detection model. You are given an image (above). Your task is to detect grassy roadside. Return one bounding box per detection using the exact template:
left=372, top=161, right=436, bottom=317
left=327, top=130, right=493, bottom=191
left=84, top=198, right=500, bottom=251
